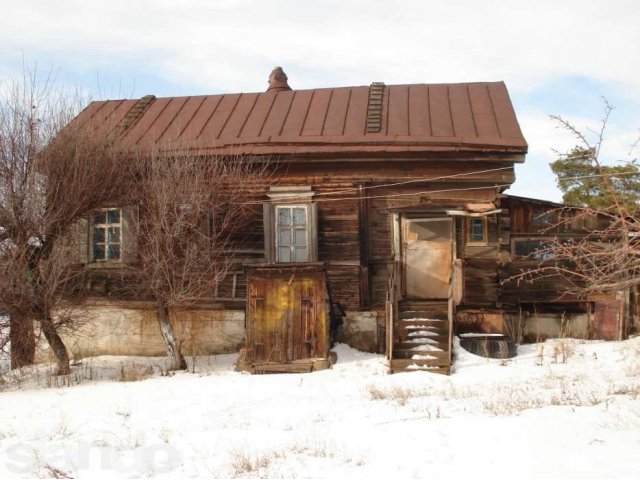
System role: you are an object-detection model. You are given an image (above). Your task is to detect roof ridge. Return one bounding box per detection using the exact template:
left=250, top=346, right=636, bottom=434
left=100, top=81, right=509, bottom=103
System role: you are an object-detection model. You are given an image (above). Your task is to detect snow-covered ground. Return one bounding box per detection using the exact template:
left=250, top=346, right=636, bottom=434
left=0, top=337, right=639, bottom=479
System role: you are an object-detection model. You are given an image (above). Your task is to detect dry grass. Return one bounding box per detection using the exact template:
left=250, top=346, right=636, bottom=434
left=366, top=384, right=431, bottom=406
left=230, top=449, right=282, bottom=477
left=621, top=341, right=640, bottom=377
left=116, top=363, right=154, bottom=382
left=552, top=340, right=576, bottom=364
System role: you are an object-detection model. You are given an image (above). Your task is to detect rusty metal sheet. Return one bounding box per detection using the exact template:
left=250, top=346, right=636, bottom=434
left=74, top=78, right=527, bottom=156
left=404, top=218, right=452, bottom=299
left=592, top=298, right=622, bottom=341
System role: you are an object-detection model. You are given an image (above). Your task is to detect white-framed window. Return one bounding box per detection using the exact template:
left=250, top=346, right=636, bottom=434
left=276, top=205, right=309, bottom=262
left=263, top=187, right=318, bottom=264
left=91, top=208, right=122, bottom=261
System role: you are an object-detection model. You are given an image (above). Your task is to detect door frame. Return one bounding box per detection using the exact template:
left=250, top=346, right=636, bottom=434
left=396, top=215, right=456, bottom=300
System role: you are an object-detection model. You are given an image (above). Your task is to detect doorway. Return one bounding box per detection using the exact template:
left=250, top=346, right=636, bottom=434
left=402, top=218, right=453, bottom=299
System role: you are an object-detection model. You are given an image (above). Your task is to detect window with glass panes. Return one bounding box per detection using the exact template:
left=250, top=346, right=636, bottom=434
left=92, top=209, right=121, bottom=260
left=276, top=205, right=308, bottom=262
left=468, top=217, right=487, bottom=244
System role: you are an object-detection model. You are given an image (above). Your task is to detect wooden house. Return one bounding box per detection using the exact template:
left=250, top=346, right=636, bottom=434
left=66, top=67, right=631, bottom=374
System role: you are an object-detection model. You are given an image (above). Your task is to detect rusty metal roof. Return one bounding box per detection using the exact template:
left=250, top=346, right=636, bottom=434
left=78, top=81, right=527, bottom=156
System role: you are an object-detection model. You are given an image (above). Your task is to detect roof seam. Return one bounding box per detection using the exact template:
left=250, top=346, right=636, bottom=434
left=406, top=85, right=411, bottom=136
left=341, top=89, right=352, bottom=136
left=466, top=85, right=479, bottom=138
left=486, top=84, right=503, bottom=138
left=446, top=86, right=456, bottom=137
left=157, top=97, right=189, bottom=143
left=87, top=101, right=108, bottom=123
left=384, top=85, right=389, bottom=136
left=257, top=92, right=278, bottom=138
left=195, top=96, right=223, bottom=140
left=132, top=97, right=169, bottom=145
left=278, top=90, right=296, bottom=136
left=320, top=89, right=334, bottom=136
left=177, top=96, right=206, bottom=140
left=90, top=100, right=119, bottom=134
left=102, top=100, right=127, bottom=130
left=237, top=94, right=260, bottom=139
left=426, top=86, right=433, bottom=137
left=299, top=89, right=315, bottom=136
left=217, top=94, right=243, bottom=140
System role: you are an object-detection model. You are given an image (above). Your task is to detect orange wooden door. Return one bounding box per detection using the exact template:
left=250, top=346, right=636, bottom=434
left=247, top=273, right=328, bottom=363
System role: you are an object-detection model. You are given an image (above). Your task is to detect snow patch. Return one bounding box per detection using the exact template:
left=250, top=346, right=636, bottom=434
left=0, top=339, right=638, bottom=478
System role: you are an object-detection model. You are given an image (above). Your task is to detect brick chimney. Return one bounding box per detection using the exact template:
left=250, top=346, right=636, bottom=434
left=267, top=66, right=291, bottom=92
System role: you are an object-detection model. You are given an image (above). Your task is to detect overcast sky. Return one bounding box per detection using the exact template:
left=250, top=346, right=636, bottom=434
left=1, top=0, right=638, bottom=202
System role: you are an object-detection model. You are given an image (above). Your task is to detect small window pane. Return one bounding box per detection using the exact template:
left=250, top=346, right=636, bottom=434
left=293, top=228, right=306, bottom=247
left=293, top=247, right=308, bottom=262
left=108, top=244, right=121, bottom=260
left=107, top=210, right=120, bottom=224
left=278, top=246, right=291, bottom=262
left=469, top=218, right=485, bottom=242
left=278, top=228, right=291, bottom=246
left=108, top=227, right=120, bottom=243
left=93, top=227, right=105, bottom=243
left=514, top=239, right=554, bottom=259
left=278, top=208, right=291, bottom=226
left=93, top=212, right=106, bottom=224
left=93, top=244, right=105, bottom=260
left=293, top=207, right=306, bottom=226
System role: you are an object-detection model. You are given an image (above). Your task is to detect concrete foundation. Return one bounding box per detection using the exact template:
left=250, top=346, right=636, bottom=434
left=523, top=312, right=589, bottom=341
left=36, top=303, right=245, bottom=362
left=336, top=310, right=378, bottom=353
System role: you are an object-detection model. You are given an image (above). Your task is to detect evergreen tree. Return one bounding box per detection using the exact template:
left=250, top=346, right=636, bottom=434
left=550, top=146, right=640, bottom=212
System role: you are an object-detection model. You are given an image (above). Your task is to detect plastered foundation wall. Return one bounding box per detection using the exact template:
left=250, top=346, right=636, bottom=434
left=523, top=313, right=589, bottom=341
left=336, top=310, right=378, bottom=353
left=36, top=304, right=246, bottom=361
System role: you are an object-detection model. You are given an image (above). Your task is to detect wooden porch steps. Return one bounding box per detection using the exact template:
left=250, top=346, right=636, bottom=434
left=389, top=300, right=452, bottom=375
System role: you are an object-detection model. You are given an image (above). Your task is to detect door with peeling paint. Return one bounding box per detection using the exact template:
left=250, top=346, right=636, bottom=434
left=403, top=218, right=453, bottom=299
left=246, top=271, right=329, bottom=364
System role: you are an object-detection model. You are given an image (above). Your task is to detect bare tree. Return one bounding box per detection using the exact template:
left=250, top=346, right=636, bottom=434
left=506, top=101, right=640, bottom=311
left=0, top=68, right=128, bottom=374
left=126, top=149, right=269, bottom=370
